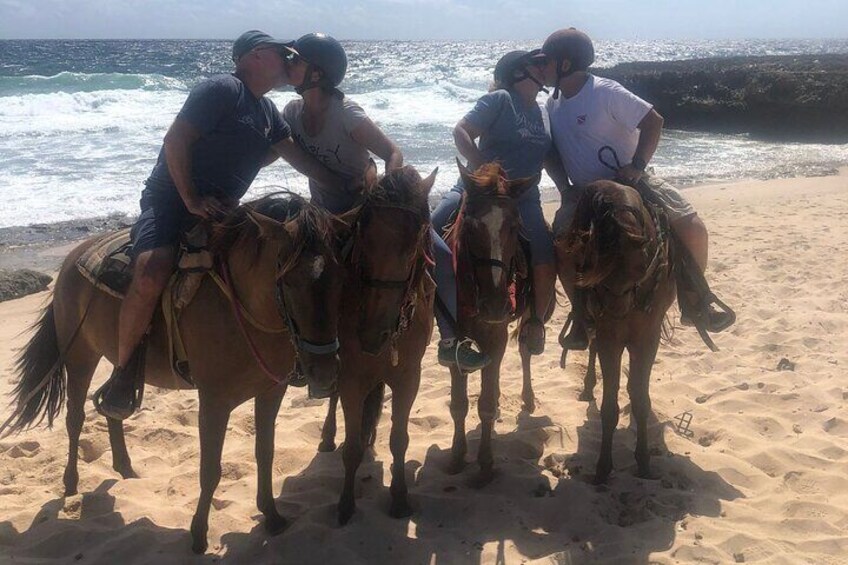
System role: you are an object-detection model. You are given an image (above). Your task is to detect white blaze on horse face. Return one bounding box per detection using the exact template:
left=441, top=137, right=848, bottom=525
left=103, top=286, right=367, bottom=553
left=311, top=256, right=325, bottom=281
left=482, top=206, right=506, bottom=288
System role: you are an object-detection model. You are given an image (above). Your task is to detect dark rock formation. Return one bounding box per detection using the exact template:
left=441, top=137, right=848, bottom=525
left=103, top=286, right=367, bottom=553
left=0, top=269, right=52, bottom=302
left=596, top=55, right=848, bottom=143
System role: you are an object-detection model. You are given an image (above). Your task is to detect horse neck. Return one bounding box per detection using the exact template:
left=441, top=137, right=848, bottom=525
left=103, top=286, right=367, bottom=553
left=225, top=237, right=283, bottom=329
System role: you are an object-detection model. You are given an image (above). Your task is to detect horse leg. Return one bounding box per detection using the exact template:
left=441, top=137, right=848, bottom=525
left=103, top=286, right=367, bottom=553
left=388, top=380, right=415, bottom=518
left=519, top=340, right=535, bottom=413
left=579, top=342, right=598, bottom=402
left=362, top=382, right=385, bottom=448
left=447, top=365, right=468, bottom=474
left=628, top=334, right=660, bottom=479
left=594, top=341, right=623, bottom=484
left=106, top=417, right=138, bottom=479
left=338, top=391, right=364, bottom=525
left=318, top=393, right=339, bottom=453
left=62, top=353, right=99, bottom=497
left=475, top=362, right=501, bottom=486
left=255, top=386, right=287, bottom=535
left=190, top=397, right=230, bottom=554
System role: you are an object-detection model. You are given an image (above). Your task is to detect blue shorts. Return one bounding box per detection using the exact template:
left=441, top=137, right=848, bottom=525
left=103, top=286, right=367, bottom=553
left=129, top=193, right=193, bottom=258
left=432, top=181, right=555, bottom=266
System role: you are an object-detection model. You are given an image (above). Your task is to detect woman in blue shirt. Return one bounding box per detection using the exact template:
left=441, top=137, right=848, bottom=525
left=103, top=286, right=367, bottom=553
left=432, top=49, right=556, bottom=359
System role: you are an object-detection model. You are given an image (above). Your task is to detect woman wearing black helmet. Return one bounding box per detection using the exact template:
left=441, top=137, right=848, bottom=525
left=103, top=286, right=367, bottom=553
left=282, top=33, right=403, bottom=214
left=430, top=49, right=557, bottom=360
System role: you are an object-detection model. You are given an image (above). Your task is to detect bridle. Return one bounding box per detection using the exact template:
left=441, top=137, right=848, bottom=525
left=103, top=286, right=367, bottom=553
left=218, top=221, right=339, bottom=385
left=274, top=254, right=340, bottom=356
left=455, top=192, right=521, bottom=314
left=344, top=200, right=432, bottom=359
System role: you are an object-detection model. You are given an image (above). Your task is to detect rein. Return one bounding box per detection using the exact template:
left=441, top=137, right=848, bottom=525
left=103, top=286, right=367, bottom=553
left=451, top=191, right=520, bottom=318
left=219, top=259, right=291, bottom=384
left=347, top=200, right=432, bottom=360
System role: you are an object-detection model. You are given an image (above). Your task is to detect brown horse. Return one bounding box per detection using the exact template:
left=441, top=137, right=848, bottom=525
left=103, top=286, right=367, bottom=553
left=446, top=162, right=536, bottom=485
left=4, top=193, right=346, bottom=553
left=314, top=166, right=437, bottom=524
left=556, top=180, right=675, bottom=483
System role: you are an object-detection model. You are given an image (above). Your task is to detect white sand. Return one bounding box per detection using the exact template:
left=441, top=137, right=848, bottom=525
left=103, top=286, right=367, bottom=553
left=1, top=170, right=847, bottom=564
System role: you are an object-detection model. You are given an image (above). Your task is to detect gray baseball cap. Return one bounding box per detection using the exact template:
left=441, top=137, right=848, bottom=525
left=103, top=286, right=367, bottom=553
left=232, top=30, right=296, bottom=62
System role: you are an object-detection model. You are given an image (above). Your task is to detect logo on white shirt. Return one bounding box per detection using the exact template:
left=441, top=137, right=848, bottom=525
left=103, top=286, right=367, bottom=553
left=577, top=114, right=587, bottom=125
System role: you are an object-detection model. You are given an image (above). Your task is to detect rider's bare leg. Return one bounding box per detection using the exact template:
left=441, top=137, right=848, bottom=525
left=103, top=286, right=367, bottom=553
left=99, top=246, right=176, bottom=419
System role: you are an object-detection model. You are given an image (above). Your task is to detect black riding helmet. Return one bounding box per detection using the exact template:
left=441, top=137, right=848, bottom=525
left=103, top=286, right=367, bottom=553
left=293, top=33, right=348, bottom=94
left=541, top=28, right=594, bottom=98
left=493, top=49, right=548, bottom=93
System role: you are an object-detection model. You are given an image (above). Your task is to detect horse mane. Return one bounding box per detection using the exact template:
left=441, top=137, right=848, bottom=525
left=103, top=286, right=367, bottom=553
left=363, top=165, right=430, bottom=219
left=466, top=163, right=510, bottom=198
left=443, top=163, right=511, bottom=247
left=566, top=183, right=649, bottom=288
left=208, top=191, right=333, bottom=266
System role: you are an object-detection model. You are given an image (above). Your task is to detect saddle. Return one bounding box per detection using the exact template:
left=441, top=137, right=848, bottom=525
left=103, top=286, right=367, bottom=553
left=76, top=225, right=214, bottom=382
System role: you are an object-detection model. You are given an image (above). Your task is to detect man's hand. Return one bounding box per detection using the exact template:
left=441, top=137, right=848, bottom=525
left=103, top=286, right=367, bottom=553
left=186, top=195, right=229, bottom=220
left=616, top=164, right=644, bottom=186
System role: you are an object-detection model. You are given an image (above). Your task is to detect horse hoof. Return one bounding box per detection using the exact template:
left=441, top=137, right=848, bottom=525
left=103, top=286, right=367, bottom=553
left=264, top=512, right=288, bottom=535
left=446, top=457, right=466, bottom=475
left=468, top=469, right=495, bottom=489
left=317, top=440, right=336, bottom=453
left=116, top=466, right=139, bottom=480
left=389, top=499, right=414, bottom=519
left=338, top=501, right=355, bottom=525
left=63, top=487, right=78, bottom=498
left=578, top=391, right=594, bottom=402
left=191, top=538, right=208, bottom=555
left=190, top=516, right=208, bottom=554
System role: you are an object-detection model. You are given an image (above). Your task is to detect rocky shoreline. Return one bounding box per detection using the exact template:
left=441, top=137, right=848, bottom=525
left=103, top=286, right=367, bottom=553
left=597, top=54, right=848, bottom=143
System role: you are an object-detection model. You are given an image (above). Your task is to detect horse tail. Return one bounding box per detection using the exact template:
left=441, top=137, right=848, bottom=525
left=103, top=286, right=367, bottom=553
left=4, top=301, right=66, bottom=435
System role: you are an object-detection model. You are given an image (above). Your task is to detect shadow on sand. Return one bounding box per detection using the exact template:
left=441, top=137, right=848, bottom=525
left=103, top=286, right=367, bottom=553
left=1, top=402, right=742, bottom=564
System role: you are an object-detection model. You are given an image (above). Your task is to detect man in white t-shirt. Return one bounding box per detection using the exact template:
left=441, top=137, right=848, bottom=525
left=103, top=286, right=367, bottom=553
left=540, top=28, right=734, bottom=349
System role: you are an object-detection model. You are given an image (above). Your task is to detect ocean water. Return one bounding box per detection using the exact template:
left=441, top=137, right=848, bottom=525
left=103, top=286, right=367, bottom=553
left=2, top=38, right=848, bottom=229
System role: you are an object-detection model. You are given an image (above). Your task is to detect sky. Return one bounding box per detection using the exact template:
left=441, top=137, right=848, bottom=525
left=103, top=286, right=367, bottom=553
left=0, top=0, right=846, bottom=40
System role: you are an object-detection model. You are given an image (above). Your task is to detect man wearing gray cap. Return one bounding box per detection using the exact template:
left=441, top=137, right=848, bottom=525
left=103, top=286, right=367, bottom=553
left=97, top=30, right=343, bottom=420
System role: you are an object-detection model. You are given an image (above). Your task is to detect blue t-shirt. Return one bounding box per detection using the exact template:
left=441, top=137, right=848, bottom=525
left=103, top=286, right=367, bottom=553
left=463, top=89, right=551, bottom=181
left=144, top=74, right=290, bottom=202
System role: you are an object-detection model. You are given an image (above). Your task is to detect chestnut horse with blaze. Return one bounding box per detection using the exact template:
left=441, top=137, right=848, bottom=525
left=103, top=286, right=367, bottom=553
left=446, top=162, right=538, bottom=485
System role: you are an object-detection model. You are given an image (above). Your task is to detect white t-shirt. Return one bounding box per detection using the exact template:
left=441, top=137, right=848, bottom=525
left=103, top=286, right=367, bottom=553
left=546, top=74, right=652, bottom=187
left=283, top=96, right=370, bottom=213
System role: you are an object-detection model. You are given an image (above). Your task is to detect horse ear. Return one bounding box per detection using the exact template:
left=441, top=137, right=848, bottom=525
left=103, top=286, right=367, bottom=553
left=330, top=205, right=362, bottom=241
left=420, top=167, right=438, bottom=196
left=246, top=209, right=290, bottom=243
left=456, top=157, right=482, bottom=193
left=507, top=173, right=541, bottom=199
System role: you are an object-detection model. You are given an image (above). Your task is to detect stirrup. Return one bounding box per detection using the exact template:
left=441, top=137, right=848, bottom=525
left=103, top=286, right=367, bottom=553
left=682, top=294, right=736, bottom=352
left=559, top=312, right=588, bottom=351
left=93, top=338, right=147, bottom=420
left=93, top=368, right=142, bottom=421
left=520, top=316, right=546, bottom=355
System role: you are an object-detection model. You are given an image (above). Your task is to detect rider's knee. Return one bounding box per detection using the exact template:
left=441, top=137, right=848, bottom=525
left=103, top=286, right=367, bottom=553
left=132, top=252, right=175, bottom=297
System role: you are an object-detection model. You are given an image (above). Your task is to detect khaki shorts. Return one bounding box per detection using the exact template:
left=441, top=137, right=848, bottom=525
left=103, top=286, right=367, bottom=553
left=552, top=171, right=696, bottom=237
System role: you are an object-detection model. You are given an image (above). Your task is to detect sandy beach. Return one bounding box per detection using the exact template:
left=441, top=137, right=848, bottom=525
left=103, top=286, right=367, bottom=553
left=1, top=170, right=847, bottom=564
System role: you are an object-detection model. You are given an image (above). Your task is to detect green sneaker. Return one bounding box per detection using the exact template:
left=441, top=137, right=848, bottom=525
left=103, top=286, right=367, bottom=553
left=438, top=339, right=491, bottom=372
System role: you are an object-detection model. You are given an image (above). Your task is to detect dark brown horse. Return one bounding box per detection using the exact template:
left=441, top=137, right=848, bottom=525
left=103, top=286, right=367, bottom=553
left=4, top=194, right=345, bottom=553
left=556, top=180, right=675, bottom=483
left=446, top=162, right=536, bottom=485
left=316, top=166, right=436, bottom=524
